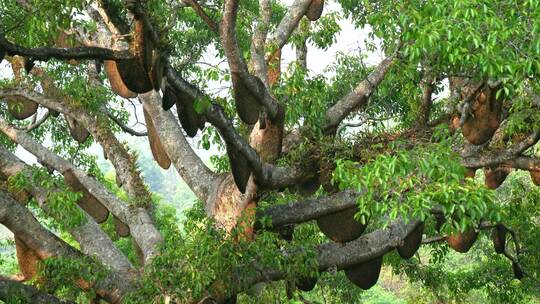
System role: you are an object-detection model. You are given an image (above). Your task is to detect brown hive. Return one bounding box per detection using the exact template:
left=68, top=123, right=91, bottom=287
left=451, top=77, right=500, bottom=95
left=446, top=229, right=478, bottom=253
left=305, top=0, right=324, bottom=21
left=344, top=255, right=383, bottom=290
left=316, top=207, right=367, bottom=243
left=397, top=222, right=425, bottom=259
left=63, top=170, right=109, bottom=223
left=143, top=108, right=171, bottom=169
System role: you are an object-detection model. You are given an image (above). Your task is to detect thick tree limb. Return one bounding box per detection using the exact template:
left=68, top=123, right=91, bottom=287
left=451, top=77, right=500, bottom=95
left=461, top=129, right=540, bottom=168
left=268, top=0, right=312, bottom=49
left=234, top=219, right=420, bottom=293
left=0, top=33, right=131, bottom=61
left=139, top=91, right=218, bottom=203
left=0, top=276, right=75, bottom=304
left=0, top=113, right=162, bottom=264
left=249, top=0, right=272, bottom=86
left=165, top=69, right=310, bottom=189
left=0, top=146, right=134, bottom=273
left=256, top=190, right=360, bottom=229
left=0, top=191, right=132, bottom=303
left=325, top=54, right=397, bottom=134
left=183, top=0, right=219, bottom=33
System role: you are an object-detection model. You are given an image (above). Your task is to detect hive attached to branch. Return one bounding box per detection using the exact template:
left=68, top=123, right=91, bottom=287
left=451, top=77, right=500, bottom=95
left=345, top=255, right=383, bottom=290
left=226, top=143, right=251, bottom=193
left=5, top=96, right=38, bottom=120
left=65, top=116, right=90, bottom=144
left=161, top=82, right=177, bottom=111
left=461, top=85, right=503, bottom=145
left=114, top=216, right=130, bottom=237
left=491, top=224, right=507, bottom=254
left=176, top=89, right=205, bottom=138
left=104, top=60, right=137, bottom=98
left=316, top=207, right=367, bottom=243
left=116, top=58, right=153, bottom=94
left=267, top=48, right=281, bottom=87
left=150, top=52, right=164, bottom=91
left=296, top=276, right=318, bottom=291
left=143, top=108, right=171, bottom=169
left=113, top=19, right=154, bottom=94
left=446, top=229, right=478, bottom=253
left=397, top=222, right=425, bottom=259
left=15, top=237, right=40, bottom=281
left=232, top=73, right=262, bottom=125
left=484, top=167, right=510, bottom=189
left=305, top=0, right=324, bottom=21
left=63, top=170, right=109, bottom=223
left=529, top=170, right=540, bottom=186
left=0, top=47, right=5, bottom=64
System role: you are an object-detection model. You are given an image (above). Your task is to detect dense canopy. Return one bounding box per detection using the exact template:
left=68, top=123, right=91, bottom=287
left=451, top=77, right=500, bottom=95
left=0, top=0, right=539, bottom=303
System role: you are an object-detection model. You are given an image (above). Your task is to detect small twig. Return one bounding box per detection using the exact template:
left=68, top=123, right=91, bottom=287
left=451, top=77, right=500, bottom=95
left=107, top=111, right=148, bottom=136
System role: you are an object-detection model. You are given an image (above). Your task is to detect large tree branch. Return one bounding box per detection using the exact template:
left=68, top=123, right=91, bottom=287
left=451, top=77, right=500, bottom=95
left=139, top=91, right=218, bottom=203
left=268, top=0, right=312, bottom=49
left=233, top=219, right=419, bottom=294
left=183, top=0, right=219, bottom=33
left=256, top=190, right=360, bottom=229
left=0, top=276, right=75, bottom=304
left=0, top=191, right=132, bottom=303
left=0, top=113, right=162, bottom=264
left=324, top=54, right=397, bottom=134
left=461, top=129, right=540, bottom=168
left=0, top=33, right=131, bottom=61
left=165, top=69, right=310, bottom=189
left=0, top=146, right=134, bottom=273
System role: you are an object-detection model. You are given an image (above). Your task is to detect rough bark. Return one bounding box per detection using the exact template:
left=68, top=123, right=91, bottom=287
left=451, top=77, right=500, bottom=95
left=0, top=146, right=134, bottom=273
left=0, top=114, right=162, bottom=264
left=139, top=91, right=218, bottom=203
left=325, top=55, right=397, bottom=134
left=0, top=276, right=75, bottom=304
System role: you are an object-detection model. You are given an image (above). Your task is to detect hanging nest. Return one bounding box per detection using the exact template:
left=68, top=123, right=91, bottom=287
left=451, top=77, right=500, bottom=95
left=176, top=88, right=206, bottom=137
left=305, top=0, right=324, bottom=21
left=491, top=224, right=507, bottom=254
left=267, top=48, right=281, bottom=87
left=226, top=143, right=251, bottom=193
left=484, top=167, right=510, bottom=189
left=231, top=73, right=262, bottom=125
left=397, top=222, right=425, bottom=259
left=65, top=115, right=90, bottom=144
left=161, top=82, right=177, bottom=111
left=461, top=85, right=503, bottom=145
left=63, top=170, right=109, bottom=223
left=316, top=207, right=367, bottom=243
left=297, top=176, right=320, bottom=196
left=150, top=51, right=164, bottom=91
left=529, top=170, right=540, bottom=186
left=5, top=96, right=38, bottom=120
left=434, top=212, right=445, bottom=232
left=114, top=19, right=154, bottom=94
left=15, top=237, right=40, bottom=281
left=446, top=229, right=478, bottom=253
left=344, top=255, right=383, bottom=290
left=114, top=216, right=130, bottom=237
left=54, top=32, right=79, bottom=65
left=143, top=108, right=171, bottom=169
left=0, top=47, right=5, bottom=64
left=296, top=276, right=318, bottom=291
left=115, top=58, right=153, bottom=93
left=104, top=60, right=137, bottom=98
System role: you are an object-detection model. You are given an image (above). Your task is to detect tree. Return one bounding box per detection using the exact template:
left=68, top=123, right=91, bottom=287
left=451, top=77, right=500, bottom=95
left=0, top=0, right=539, bottom=303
